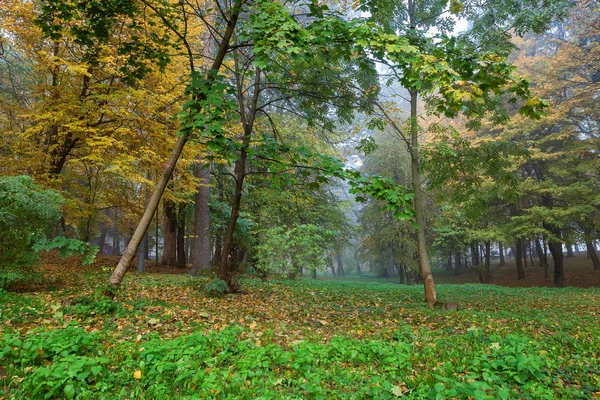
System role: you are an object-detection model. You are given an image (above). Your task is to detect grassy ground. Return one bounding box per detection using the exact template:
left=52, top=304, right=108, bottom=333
left=1, top=256, right=599, bottom=399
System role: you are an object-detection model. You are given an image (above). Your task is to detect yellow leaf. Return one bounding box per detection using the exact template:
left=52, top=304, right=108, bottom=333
left=133, top=370, right=142, bottom=379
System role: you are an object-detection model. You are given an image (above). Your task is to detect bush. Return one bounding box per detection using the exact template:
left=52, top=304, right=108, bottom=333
left=0, top=175, right=97, bottom=288
left=204, top=278, right=228, bottom=297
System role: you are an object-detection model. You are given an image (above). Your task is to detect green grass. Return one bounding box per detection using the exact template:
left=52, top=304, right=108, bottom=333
left=1, top=276, right=599, bottom=399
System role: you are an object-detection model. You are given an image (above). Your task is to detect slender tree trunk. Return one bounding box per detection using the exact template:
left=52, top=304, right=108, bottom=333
left=176, top=204, right=186, bottom=267
left=566, top=244, right=574, bottom=258
left=535, top=239, right=547, bottom=269
left=190, top=163, right=212, bottom=275
left=470, top=243, right=480, bottom=266
left=162, top=200, right=177, bottom=266
left=137, top=232, right=147, bottom=273
left=112, top=229, right=121, bottom=255
left=542, top=238, right=549, bottom=278
left=484, top=241, right=491, bottom=283
left=409, top=90, right=436, bottom=307
left=586, top=241, right=600, bottom=271
left=453, top=252, right=461, bottom=276
left=329, top=256, right=336, bottom=277
left=105, top=1, right=242, bottom=297
left=515, top=239, right=525, bottom=280
left=498, top=241, right=505, bottom=266
left=336, top=251, right=346, bottom=278
left=219, top=68, right=261, bottom=289
left=528, top=241, right=534, bottom=266
left=98, top=223, right=107, bottom=255
left=155, top=206, right=159, bottom=262
left=542, top=195, right=565, bottom=287
left=547, top=239, right=565, bottom=287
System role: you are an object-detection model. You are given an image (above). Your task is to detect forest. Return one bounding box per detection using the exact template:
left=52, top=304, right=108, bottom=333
left=0, top=0, right=599, bottom=398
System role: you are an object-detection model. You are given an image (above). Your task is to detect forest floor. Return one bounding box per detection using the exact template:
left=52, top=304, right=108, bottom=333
left=1, top=254, right=599, bottom=399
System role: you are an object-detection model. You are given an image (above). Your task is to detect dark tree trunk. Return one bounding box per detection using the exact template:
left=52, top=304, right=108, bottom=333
left=547, top=239, right=565, bottom=287
left=336, top=251, right=345, bottom=278
left=470, top=243, right=479, bottom=266
left=454, top=252, right=461, bottom=276
left=542, top=195, right=565, bottom=287
left=528, top=241, right=534, bottom=266
left=190, top=163, right=211, bottom=275
left=515, top=239, right=525, bottom=280
left=498, top=242, right=505, bottom=266
left=522, top=241, right=528, bottom=268
left=112, top=228, right=121, bottom=255
left=329, top=257, right=336, bottom=277
left=566, top=244, right=574, bottom=258
left=98, top=223, right=107, bottom=255
left=162, top=200, right=177, bottom=266
left=535, top=239, right=547, bottom=270
left=356, top=262, right=362, bottom=275
left=137, top=232, right=147, bottom=273
left=218, top=67, right=261, bottom=289
left=176, top=204, right=186, bottom=267
left=398, top=264, right=405, bottom=284
left=445, top=255, right=452, bottom=271
left=586, top=241, right=600, bottom=271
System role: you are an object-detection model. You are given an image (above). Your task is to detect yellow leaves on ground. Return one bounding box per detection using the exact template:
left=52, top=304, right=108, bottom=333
left=133, top=370, right=142, bottom=379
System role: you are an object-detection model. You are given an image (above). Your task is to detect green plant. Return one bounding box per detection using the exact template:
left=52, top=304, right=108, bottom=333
left=204, top=278, right=229, bottom=297
left=0, top=176, right=97, bottom=289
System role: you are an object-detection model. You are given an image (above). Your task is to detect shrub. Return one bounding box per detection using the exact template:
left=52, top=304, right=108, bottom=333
left=204, top=278, right=229, bottom=297
left=0, top=175, right=97, bottom=288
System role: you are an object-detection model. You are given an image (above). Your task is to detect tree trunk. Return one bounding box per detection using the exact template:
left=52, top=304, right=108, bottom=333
left=162, top=200, right=177, bottom=266
left=498, top=241, right=505, bottom=266
left=329, top=256, right=336, bottom=277
left=528, top=241, right=534, bottom=266
left=535, top=239, right=547, bottom=270
left=137, top=232, right=147, bottom=273
left=105, top=0, right=243, bottom=297
left=515, top=239, right=525, bottom=280
left=409, top=90, right=436, bottom=307
left=218, top=67, right=261, bottom=289
left=112, top=229, right=121, bottom=255
left=470, top=243, right=479, bottom=266
left=176, top=204, right=186, bottom=267
left=454, top=251, right=461, bottom=276
left=336, top=251, right=346, bottom=278
left=98, top=223, right=107, bottom=255
left=586, top=241, right=600, bottom=271
left=547, top=239, right=565, bottom=287
left=190, top=163, right=212, bottom=275
left=566, top=244, right=574, bottom=258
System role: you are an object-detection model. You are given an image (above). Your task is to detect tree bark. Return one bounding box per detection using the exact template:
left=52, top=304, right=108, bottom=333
left=190, top=163, right=212, bottom=275
left=535, top=239, right=548, bottom=270
left=105, top=2, right=242, bottom=297
left=176, top=204, right=186, bottom=267
left=218, top=67, right=261, bottom=289
left=470, top=243, right=479, bottom=266
left=498, top=241, right=505, bottom=266
left=329, top=256, right=336, bottom=277
left=515, top=239, right=525, bottom=280
left=162, top=200, right=177, bottom=266
left=137, top=232, right=147, bottom=273
left=454, top=251, right=461, bottom=276
left=98, top=223, right=107, bottom=255
left=566, top=244, right=574, bottom=258
left=336, top=251, right=346, bottom=278
left=547, top=239, right=565, bottom=287
left=586, top=241, right=600, bottom=271
left=409, top=90, right=436, bottom=307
